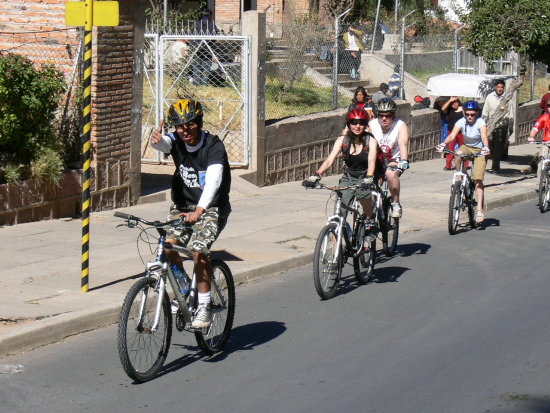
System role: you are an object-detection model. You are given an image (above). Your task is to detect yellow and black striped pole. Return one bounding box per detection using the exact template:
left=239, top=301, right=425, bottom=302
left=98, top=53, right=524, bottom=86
left=64, top=0, right=118, bottom=291
left=81, top=0, right=93, bottom=292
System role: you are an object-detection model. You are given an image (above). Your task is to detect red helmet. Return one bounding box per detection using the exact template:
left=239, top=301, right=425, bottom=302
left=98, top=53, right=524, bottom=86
left=346, top=108, right=370, bottom=123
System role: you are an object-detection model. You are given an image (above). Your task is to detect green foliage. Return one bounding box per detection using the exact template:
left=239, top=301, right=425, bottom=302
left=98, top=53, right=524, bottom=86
left=2, top=163, right=24, bottom=184
left=0, top=53, right=66, bottom=172
left=465, top=0, right=550, bottom=66
left=30, top=147, right=64, bottom=186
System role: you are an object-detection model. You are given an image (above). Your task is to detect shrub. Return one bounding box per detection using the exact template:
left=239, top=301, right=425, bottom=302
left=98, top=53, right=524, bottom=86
left=31, top=147, right=64, bottom=186
left=0, top=53, right=67, bottom=176
left=2, top=163, right=24, bottom=184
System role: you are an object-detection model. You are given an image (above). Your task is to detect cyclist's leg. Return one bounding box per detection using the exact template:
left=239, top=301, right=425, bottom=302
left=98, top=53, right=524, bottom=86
left=189, top=206, right=229, bottom=290
left=538, top=144, right=549, bottom=178
left=188, top=206, right=230, bottom=327
left=471, top=150, right=486, bottom=221
left=445, top=132, right=457, bottom=169
left=385, top=161, right=400, bottom=204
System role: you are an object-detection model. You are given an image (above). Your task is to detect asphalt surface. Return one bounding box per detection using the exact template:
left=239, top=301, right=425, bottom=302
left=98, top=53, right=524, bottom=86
left=0, top=143, right=543, bottom=357
left=1, top=202, right=550, bottom=412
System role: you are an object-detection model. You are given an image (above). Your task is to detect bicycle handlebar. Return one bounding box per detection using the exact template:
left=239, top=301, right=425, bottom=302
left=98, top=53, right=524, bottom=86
left=529, top=141, right=550, bottom=146
left=114, top=211, right=186, bottom=228
left=441, top=149, right=485, bottom=158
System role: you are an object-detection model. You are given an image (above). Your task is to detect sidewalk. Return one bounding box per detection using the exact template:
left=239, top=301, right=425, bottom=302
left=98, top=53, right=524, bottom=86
left=0, top=143, right=541, bottom=357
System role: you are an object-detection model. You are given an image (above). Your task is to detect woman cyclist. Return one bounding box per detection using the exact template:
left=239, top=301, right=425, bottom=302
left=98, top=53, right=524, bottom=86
left=437, top=100, right=490, bottom=224
left=304, top=108, right=378, bottom=225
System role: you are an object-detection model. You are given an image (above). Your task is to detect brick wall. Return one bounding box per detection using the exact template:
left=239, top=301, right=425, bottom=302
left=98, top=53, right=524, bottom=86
left=215, top=0, right=240, bottom=25
left=0, top=0, right=146, bottom=224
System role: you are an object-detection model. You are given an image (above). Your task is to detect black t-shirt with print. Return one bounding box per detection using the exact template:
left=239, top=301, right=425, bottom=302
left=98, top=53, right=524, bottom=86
left=169, top=131, right=231, bottom=210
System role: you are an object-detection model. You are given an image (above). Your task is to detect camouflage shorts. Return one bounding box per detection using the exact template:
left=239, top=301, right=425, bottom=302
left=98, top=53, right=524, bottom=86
left=168, top=205, right=230, bottom=255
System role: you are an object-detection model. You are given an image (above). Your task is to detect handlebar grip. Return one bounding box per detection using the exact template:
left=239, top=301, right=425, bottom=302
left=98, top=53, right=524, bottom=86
left=114, top=211, right=130, bottom=219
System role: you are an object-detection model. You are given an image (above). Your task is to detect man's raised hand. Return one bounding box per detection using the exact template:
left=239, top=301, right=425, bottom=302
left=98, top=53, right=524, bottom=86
left=150, top=119, right=165, bottom=144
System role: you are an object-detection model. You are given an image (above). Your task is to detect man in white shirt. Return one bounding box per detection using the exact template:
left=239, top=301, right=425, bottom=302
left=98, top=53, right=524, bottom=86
left=482, top=79, right=514, bottom=172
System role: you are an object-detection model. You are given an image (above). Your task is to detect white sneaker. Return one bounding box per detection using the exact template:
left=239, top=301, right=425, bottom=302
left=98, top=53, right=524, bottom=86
left=191, top=303, right=212, bottom=328
left=391, top=202, right=402, bottom=218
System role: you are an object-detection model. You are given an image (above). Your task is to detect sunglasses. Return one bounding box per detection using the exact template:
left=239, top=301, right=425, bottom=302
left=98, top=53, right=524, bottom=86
left=465, top=113, right=477, bottom=117
left=175, top=120, right=198, bottom=128
left=378, top=113, right=393, bottom=119
left=350, top=119, right=368, bottom=126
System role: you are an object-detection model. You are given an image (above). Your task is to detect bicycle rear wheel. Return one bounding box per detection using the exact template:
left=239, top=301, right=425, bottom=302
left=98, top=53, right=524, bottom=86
left=313, top=223, right=342, bottom=299
left=448, top=182, right=463, bottom=235
left=118, top=277, right=172, bottom=382
left=354, top=238, right=376, bottom=284
left=539, top=171, right=550, bottom=213
left=467, top=182, right=477, bottom=228
left=195, top=260, right=235, bottom=355
left=382, top=201, right=399, bottom=256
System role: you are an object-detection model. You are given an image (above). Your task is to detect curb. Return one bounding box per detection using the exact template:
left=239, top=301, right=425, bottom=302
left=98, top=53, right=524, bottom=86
left=0, top=187, right=537, bottom=357
left=0, top=252, right=314, bottom=357
left=485, top=189, right=537, bottom=212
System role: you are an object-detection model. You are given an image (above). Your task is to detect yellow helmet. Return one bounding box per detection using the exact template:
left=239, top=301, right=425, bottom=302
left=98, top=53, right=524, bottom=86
left=168, top=98, right=203, bottom=127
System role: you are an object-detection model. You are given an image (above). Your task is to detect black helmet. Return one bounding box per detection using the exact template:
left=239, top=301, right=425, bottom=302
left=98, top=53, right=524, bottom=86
left=375, top=97, right=397, bottom=114
left=168, top=98, right=203, bottom=127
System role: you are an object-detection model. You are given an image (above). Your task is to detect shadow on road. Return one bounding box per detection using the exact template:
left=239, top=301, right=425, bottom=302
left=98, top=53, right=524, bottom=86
left=147, top=321, right=287, bottom=383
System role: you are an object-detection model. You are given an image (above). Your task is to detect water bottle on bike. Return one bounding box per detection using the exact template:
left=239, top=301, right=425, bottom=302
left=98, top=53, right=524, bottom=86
left=172, top=264, right=189, bottom=295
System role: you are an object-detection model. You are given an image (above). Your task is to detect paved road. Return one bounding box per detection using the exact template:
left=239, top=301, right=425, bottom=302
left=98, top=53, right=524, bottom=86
left=1, top=201, right=550, bottom=412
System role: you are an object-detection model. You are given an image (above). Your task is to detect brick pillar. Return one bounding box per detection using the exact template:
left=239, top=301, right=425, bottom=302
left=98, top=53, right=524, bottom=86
left=91, top=0, right=146, bottom=210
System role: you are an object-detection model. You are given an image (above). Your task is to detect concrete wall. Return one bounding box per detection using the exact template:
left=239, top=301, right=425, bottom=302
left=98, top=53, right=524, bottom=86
left=257, top=100, right=540, bottom=187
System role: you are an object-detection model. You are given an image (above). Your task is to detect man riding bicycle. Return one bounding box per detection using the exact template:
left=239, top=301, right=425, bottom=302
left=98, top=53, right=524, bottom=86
left=150, top=98, right=231, bottom=328
left=528, top=97, right=550, bottom=177
left=437, top=100, right=489, bottom=224
left=369, top=98, right=410, bottom=218
left=304, top=108, right=378, bottom=230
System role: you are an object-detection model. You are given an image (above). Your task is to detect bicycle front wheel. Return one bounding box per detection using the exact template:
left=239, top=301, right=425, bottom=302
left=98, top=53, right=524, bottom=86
left=539, top=171, right=550, bottom=213
left=313, top=224, right=342, bottom=299
left=118, top=277, right=172, bottom=382
left=354, top=238, right=376, bottom=284
left=448, top=182, right=463, bottom=235
left=195, top=260, right=236, bottom=355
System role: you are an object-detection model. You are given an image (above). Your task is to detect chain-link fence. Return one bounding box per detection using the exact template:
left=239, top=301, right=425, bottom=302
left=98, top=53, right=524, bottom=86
left=143, top=19, right=250, bottom=166
left=0, top=28, right=83, bottom=167
left=265, top=18, right=355, bottom=121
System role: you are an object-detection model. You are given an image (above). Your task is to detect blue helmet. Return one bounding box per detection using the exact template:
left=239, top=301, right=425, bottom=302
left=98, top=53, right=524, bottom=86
left=464, top=100, right=479, bottom=111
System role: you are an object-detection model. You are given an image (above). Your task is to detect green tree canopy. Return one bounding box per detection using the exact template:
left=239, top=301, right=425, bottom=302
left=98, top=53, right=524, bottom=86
left=465, top=0, right=549, bottom=67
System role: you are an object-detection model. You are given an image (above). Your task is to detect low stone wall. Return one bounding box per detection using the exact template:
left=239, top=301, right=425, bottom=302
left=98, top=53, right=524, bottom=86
left=260, top=100, right=541, bottom=186
left=0, top=161, right=135, bottom=225
left=262, top=101, right=438, bottom=185
left=515, top=101, right=540, bottom=144
left=0, top=171, right=81, bottom=226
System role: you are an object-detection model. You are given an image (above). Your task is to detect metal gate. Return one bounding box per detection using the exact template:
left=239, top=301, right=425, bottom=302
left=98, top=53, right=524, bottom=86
left=141, top=32, right=251, bottom=167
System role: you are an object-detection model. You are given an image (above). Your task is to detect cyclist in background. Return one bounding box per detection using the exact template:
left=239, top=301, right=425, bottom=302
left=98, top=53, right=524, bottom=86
left=528, top=97, right=550, bottom=177
left=304, top=108, right=378, bottom=228
left=369, top=98, right=410, bottom=218
left=150, top=98, right=231, bottom=328
left=437, top=100, right=489, bottom=224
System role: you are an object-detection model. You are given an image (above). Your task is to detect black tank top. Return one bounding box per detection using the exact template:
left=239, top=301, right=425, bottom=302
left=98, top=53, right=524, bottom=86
left=344, top=143, right=369, bottom=177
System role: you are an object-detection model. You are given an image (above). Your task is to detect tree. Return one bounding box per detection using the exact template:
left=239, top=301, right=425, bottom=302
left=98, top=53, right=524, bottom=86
left=465, top=0, right=550, bottom=67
